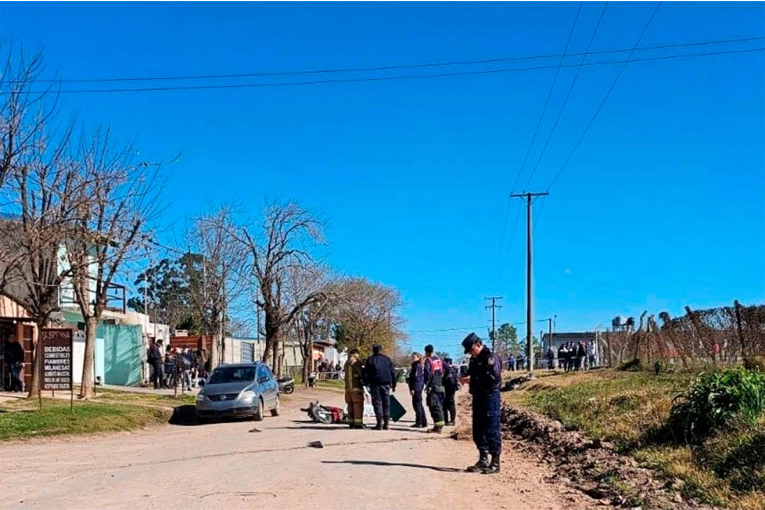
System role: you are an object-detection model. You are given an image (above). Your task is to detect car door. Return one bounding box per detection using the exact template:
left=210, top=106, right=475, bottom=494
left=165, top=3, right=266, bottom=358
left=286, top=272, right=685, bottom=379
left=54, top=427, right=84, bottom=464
left=262, top=365, right=278, bottom=407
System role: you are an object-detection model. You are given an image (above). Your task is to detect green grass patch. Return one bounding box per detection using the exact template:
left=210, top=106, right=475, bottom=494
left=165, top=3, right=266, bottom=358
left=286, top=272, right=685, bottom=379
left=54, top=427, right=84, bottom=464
left=504, top=369, right=765, bottom=509
left=316, top=379, right=345, bottom=392
left=0, top=398, right=171, bottom=441
left=90, top=388, right=197, bottom=406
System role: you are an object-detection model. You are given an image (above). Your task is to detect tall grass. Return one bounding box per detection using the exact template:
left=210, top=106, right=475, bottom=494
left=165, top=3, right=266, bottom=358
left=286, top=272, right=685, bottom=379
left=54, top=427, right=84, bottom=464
left=669, top=368, right=765, bottom=442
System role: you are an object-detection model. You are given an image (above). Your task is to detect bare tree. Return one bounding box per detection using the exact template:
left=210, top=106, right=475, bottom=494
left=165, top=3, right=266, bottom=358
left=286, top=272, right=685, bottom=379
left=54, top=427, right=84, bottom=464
left=237, top=201, right=326, bottom=375
left=65, top=128, right=163, bottom=399
left=332, top=277, right=406, bottom=357
left=0, top=45, right=84, bottom=397
left=285, top=264, right=334, bottom=384
left=187, top=205, right=247, bottom=369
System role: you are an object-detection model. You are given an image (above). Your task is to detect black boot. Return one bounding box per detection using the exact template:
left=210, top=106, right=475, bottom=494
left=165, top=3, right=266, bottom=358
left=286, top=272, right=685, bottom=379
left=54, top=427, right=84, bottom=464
left=466, top=452, right=489, bottom=473
left=482, top=453, right=501, bottom=475
left=372, top=418, right=383, bottom=431
left=383, top=419, right=390, bottom=430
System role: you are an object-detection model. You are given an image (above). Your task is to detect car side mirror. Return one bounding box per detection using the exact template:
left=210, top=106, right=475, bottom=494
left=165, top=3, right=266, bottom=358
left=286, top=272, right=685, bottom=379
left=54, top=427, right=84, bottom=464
left=198, top=379, right=206, bottom=388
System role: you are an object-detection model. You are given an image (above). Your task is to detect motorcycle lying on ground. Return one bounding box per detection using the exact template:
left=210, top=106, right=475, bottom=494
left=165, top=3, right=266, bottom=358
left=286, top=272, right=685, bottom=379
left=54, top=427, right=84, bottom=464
left=277, top=377, right=295, bottom=394
left=301, top=401, right=347, bottom=424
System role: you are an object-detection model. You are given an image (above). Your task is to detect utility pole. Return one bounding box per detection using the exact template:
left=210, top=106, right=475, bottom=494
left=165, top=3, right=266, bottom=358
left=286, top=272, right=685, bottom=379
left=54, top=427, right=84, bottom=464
left=485, top=297, right=503, bottom=352
left=510, top=192, right=549, bottom=377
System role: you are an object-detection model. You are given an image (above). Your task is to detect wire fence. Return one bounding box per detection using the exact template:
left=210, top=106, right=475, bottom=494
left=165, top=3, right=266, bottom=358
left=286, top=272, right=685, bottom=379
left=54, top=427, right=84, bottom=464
left=602, top=301, right=765, bottom=369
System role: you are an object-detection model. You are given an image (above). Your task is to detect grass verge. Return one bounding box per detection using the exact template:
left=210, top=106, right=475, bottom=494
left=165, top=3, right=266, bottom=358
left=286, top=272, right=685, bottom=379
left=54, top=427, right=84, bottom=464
left=503, top=369, right=764, bottom=509
left=0, top=398, right=171, bottom=442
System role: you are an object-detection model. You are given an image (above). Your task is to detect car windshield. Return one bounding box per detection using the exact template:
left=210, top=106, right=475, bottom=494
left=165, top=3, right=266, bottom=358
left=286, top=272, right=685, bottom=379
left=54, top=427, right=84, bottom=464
left=208, top=366, right=256, bottom=384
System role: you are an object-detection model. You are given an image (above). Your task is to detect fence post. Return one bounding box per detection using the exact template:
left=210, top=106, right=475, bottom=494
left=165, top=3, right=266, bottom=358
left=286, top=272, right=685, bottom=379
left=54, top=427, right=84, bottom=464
left=733, top=300, right=746, bottom=359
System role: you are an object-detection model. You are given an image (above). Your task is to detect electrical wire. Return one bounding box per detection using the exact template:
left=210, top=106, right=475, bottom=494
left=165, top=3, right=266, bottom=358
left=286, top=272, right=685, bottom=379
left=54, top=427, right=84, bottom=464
left=27, top=35, right=765, bottom=84
left=521, top=1, right=610, bottom=192
left=10, top=45, right=763, bottom=95
left=512, top=1, right=584, bottom=195
left=545, top=2, right=664, bottom=192
left=489, top=2, right=583, bottom=291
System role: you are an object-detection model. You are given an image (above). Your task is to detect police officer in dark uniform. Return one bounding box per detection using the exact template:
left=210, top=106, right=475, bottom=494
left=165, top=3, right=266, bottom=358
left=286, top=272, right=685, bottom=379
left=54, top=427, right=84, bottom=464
left=363, top=344, right=397, bottom=430
left=423, top=344, right=446, bottom=434
left=461, top=332, right=502, bottom=474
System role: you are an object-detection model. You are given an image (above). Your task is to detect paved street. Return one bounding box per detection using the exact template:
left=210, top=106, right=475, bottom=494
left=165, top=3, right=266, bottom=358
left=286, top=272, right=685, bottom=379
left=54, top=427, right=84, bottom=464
left=0, top=388, right=596, bottom=510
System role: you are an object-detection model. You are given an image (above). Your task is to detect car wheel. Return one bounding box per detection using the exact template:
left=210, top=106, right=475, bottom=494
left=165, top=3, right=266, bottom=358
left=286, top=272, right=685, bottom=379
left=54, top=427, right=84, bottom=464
left=253, top=397, right=264, bottom=422
left=271, top=396, right=281, bottom=417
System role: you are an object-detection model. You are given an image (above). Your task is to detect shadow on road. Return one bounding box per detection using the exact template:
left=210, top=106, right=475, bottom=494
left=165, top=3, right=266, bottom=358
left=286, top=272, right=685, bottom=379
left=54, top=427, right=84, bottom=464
left=322, top=460, right=463, bottom=473
left=169, top=405, right=202, bottom=426
left=272, top=425, right=348, bottom=431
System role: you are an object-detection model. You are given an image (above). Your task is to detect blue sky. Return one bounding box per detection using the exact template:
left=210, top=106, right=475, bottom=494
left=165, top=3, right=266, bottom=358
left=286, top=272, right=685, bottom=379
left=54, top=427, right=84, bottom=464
left=2, top=2, right=763, bottom=357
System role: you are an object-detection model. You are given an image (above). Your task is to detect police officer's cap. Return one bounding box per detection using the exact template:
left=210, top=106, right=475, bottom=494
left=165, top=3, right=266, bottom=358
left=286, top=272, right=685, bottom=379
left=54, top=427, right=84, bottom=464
left=462, top=333, right=481, bottom=354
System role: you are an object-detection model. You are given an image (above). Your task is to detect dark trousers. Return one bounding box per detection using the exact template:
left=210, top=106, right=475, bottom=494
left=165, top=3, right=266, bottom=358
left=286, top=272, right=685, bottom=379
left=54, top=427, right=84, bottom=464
left=427, top=390, right=445, bottom=427
left=444, top=389, right=457, bottom=424
left=370, top=384, right=391, bottom=422
left=412, top=390, right=427, bottom=426
left=473, top=391, right=502, bottom=455
left=151, top=363, right=162, bottom=389
left=10, top=362, right=23, bottom=392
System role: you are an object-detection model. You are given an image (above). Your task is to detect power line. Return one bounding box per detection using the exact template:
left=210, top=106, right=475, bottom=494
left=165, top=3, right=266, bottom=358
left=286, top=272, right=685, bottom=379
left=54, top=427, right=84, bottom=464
left=12, top=45, right=764, bottom=95
left=28, top=35, right=765, bottom=84
left=513, top=1, right=584, bottom=194
left=490, top=2, right=582, bottom=290
left=545, top=2, right=663, bottom=192
left=521, top=1, right=610, bottom=192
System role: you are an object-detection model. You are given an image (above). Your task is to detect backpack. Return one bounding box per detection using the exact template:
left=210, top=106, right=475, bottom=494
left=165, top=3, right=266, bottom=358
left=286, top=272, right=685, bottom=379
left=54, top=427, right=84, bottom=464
left=444, top=364, right=459, bottom=390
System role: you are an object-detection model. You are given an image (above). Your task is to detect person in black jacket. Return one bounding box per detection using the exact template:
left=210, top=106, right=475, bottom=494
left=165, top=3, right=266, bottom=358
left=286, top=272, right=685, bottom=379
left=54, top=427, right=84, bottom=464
left=406, top=352, right=427, bottom=429
left=363, top=344, right=397, bottom=430
left=5, top=334, right=25, bottom=393
left=443, top=357, right=460, bottom=426
left=461, top=333, right=503, bottom=475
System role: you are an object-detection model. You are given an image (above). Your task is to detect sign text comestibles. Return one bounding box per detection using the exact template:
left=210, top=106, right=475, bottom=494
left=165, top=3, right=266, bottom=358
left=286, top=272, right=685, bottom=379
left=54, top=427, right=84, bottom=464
left=40, top=329, right=73, bottom=391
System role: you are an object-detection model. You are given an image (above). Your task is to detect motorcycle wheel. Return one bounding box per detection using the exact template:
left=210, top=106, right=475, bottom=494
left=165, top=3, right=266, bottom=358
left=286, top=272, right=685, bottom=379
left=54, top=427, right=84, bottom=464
left=283, top=384, right=295, bottom=395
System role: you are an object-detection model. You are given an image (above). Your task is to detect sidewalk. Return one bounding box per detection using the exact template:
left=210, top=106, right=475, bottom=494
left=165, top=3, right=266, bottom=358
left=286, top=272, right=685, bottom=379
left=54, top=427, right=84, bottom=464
left=100, top=384, right=200, bottom=396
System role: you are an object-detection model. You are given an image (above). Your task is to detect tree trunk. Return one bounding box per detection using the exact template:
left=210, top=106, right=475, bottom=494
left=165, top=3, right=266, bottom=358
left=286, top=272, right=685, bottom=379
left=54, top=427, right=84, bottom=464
left=210, top=333, right=220, bottom=371
left=80, top=316, right=99, bottom=399
left=302, top=340, right=313, bottom=386
left=27, top=318, right=47, bottom=398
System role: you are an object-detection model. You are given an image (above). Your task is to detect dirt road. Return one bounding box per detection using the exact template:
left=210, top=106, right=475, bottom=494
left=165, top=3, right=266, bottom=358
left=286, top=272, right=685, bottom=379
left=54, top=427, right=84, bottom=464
left=0, top=388, right=597, bottom=510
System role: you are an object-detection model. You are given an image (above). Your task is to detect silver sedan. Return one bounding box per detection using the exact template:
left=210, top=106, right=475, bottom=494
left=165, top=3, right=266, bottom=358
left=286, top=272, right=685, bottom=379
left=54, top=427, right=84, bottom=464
left=196, top=362, right=280, bottom=421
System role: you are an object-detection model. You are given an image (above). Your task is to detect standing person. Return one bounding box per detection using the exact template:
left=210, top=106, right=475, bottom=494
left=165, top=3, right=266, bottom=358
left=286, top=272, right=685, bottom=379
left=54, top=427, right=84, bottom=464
left=443, top=357, right=460, bottom=427
left=507, top=353, right=516, bottom=372
left=586, top=342, right=597, bottom=370
left=180, top=348, right=194, bottom=391
left=546, top=347, right=555, bottom=370
left=5, top=334, right=25, bottom=393
left=363, top=344, right=397, bottom=430
left=407, top=352, right=427, bottom=429
left=557, top=343, right=565, bottom=371
left=344, top=349, right=365, bottom=429
left=461, top=333, right=502, bottom=475
left=156, top=340, right=167, bottom=388
left=561, top=343, right=570, bottom=372
left=577, top=341, right=586, bottom=371
left=423, top=345, right=445, bottom=434
left=147, top=340, right=163, bottom=389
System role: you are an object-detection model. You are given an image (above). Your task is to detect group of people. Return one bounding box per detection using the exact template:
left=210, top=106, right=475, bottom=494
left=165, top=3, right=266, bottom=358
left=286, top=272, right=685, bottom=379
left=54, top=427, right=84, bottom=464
left=342, top=343, right=460, bottom=433
left=555, top=341, right=597, bottom=371
left=146, top=339, right=210, bottom=390
left=406, top=345, right=461, bottom=433
left=505, top=353, right=529, bottom=372
left=342, top=335, right=504, bottom=476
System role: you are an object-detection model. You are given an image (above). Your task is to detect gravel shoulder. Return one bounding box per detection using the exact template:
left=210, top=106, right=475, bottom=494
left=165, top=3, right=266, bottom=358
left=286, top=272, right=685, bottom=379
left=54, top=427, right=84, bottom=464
left=0, top=388, right=600, bottom=510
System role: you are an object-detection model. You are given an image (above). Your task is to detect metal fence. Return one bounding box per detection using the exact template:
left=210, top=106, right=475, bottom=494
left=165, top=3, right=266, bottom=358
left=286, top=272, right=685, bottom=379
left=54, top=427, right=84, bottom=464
left=601, top=301, right=765, bottom=368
